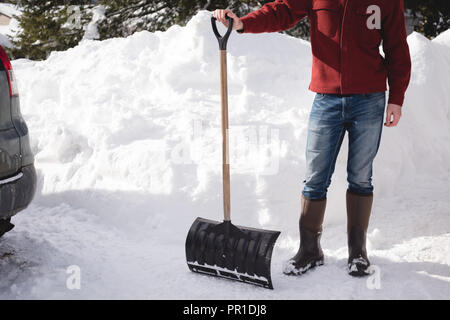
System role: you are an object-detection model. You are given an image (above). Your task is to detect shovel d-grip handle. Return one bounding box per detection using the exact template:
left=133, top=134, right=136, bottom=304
left=211, top=15, right=233, bottom=50
left=212, top=15, right=233, bottom=221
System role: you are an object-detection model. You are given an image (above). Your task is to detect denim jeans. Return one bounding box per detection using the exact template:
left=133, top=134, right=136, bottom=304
left=302, top=92, right=386, bottom=200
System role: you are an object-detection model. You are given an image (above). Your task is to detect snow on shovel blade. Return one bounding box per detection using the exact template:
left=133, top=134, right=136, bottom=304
left=185, top=217, right=280, bottom=289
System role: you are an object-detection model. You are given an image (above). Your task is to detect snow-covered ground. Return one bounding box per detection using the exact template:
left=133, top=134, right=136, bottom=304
left=0, top=11, right=449, bottom=299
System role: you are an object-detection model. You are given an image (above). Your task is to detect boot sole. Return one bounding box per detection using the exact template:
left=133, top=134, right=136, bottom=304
left=348, top=263, right=371, bottom=277
left=283, top=258, right=324, bottom=276
left=348, top=268, right=371, bottom=277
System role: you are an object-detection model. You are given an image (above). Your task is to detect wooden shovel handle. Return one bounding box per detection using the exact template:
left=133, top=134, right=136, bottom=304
left=212, top=15, right=233, bottom=221
left=220, top=50, right=231, bottom=221
left=211, top=15, right=233, bottom=221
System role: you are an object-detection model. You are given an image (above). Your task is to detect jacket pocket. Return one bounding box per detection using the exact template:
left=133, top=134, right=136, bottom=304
left=311, top=0, right=340, bottom=38
left=356, top=6, right=382, bottom=47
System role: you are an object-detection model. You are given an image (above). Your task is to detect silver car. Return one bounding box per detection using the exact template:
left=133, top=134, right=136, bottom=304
left=0, top=45, right=36, bottom=237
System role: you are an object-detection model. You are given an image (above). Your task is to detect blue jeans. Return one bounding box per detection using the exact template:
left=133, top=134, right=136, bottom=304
left=302, top=92, right=386, bottom=200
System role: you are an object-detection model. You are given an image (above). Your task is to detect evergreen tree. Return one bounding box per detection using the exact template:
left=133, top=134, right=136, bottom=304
left=405, top=0, right=450, bottom=38
left=10, top=1, right=93, bottom=60
left=96, top=1, right=310, bottom=40
left=9, top=1, right=449, bottom=60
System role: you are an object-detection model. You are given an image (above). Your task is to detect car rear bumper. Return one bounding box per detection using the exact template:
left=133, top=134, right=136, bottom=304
left=0, top=164, right=36, bottom=219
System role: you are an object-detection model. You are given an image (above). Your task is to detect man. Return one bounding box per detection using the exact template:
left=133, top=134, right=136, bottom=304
left=213, top=0, right=411, bottom=277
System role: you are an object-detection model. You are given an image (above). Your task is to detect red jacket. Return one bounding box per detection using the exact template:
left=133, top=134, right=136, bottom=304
left=239, top=0, right=411, bottom=106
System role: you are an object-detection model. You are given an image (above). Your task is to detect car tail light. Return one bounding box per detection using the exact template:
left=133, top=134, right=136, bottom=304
left=7, top=69, right=19, bottom=96
left=0, top=46, right=19, bottom=97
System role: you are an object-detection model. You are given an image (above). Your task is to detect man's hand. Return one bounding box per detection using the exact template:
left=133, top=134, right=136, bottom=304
left=384, top=104, right=402, bottom=127
left=213, top=9, right=244, bottom=31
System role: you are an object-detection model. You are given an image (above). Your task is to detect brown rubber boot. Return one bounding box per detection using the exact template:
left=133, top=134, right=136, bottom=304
left=283, top=195, right=326, bottom=275
left=346, top=190, right=373, bottom=277
left=0, top=218, right=14, bottom=238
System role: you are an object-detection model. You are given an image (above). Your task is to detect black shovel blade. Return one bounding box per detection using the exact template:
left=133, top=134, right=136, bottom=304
left=185, top=217, right=281, bottom=289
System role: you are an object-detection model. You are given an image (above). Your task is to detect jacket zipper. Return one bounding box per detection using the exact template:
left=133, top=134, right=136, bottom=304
left=339, top=0, right=349, bottom=94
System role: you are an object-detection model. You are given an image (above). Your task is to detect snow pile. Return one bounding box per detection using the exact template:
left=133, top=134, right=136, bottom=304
left=13, top=11, right=317, bottom=235
left=1, top=12, right=449, bottom=299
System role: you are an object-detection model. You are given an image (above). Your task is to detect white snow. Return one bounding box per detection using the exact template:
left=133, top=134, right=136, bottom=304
left=0, top=3, right=17, bottom=18
left=0, top=3, right=21, bottom=48
left=1, top=11, right=449, bottom=299
left=283, top=260, right=320, bottom=276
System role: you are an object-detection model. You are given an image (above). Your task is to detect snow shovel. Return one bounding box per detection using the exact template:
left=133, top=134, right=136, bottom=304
left=185, top=15, right=281, bottom=290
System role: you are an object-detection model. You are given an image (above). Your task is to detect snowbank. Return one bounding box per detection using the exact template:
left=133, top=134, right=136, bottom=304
left=2, top=12, right=449, bottom=299
left=14, top=11, right=450, bottom=233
